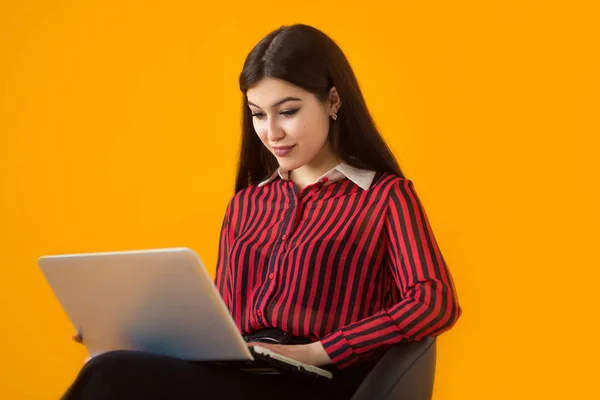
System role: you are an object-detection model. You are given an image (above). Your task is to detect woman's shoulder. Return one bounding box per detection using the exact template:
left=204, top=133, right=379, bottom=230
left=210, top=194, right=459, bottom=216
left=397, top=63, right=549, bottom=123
left=223, top=184, right=262, bottom=213
left=373, top=171, right=414, bottom=191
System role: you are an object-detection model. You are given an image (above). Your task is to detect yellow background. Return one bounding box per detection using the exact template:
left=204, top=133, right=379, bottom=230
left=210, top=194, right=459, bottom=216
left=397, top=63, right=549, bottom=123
left=1, top=0, right=598, bottom=398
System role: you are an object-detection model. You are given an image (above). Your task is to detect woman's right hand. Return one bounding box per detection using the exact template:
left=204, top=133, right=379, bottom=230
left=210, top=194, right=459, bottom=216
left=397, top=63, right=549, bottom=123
left=72, top=332, right=83, bottom=344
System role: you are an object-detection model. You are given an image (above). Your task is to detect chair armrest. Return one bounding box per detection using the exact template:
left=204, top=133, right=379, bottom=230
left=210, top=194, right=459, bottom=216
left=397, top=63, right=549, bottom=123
left=351, top=337, right=436, bottom=400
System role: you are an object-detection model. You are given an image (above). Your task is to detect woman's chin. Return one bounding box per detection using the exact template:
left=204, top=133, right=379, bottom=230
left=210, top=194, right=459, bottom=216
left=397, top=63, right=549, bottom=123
left=277, top=159, right=300, bottom=171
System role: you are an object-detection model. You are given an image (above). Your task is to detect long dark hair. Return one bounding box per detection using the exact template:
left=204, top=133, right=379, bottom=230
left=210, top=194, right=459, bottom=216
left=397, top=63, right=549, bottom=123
left=235, top=24, right=404, bottom=193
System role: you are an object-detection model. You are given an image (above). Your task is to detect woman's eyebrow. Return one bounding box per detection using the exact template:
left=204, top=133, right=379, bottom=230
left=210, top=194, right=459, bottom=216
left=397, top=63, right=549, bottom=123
left=247, top=97, right=302, bottom=109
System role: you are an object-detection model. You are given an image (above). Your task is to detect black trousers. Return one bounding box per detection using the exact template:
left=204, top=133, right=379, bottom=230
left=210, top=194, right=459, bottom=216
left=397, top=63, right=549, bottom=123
left=61, top=350, right=373, bottom=400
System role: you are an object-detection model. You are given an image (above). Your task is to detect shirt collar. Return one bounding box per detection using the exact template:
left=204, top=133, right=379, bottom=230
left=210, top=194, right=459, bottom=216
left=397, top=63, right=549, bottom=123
left=257, top=162, right=377, bottom=190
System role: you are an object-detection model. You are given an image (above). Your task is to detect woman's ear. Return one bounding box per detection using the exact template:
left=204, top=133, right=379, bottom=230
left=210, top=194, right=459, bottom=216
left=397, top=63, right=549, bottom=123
left=327, top=86, right=341, bottom=113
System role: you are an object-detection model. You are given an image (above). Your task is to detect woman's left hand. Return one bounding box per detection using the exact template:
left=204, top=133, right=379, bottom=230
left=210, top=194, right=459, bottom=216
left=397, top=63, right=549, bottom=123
left=248, top=341, right=333, bottom=367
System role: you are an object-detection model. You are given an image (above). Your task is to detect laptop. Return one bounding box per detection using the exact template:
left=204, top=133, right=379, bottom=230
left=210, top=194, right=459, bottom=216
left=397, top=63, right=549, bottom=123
left=38, top=247, right=332, bottom=379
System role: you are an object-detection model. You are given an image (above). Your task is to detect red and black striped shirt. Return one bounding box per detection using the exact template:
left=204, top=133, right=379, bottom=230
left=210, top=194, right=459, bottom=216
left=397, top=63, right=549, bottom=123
left=215, top=164, right=461, bottom=368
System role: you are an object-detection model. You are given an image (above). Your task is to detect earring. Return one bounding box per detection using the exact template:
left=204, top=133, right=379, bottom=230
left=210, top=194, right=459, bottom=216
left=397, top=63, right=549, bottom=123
left=331, top=112, right=338, bottom=121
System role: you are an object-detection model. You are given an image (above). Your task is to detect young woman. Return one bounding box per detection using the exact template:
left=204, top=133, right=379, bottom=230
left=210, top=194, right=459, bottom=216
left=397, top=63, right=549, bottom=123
left=63, top=24, right=461, bottom=400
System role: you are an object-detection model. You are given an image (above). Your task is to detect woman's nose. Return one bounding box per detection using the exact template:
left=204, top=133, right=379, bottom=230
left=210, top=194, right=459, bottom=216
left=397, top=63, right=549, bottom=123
left=267, top=121, right=284, bottom=141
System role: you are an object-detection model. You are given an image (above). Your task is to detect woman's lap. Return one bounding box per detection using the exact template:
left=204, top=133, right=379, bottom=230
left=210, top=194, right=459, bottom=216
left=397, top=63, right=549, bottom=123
left=62, top=350, right=347, bottom=400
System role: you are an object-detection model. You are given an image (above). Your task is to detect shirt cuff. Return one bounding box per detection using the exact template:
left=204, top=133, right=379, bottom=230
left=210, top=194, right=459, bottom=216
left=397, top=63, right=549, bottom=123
left=320, top=329, right=358, bottom=368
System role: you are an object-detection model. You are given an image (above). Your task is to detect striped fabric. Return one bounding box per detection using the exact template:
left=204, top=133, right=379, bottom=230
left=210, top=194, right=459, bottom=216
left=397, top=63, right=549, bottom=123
left=215, top=167, right=461, bottom=368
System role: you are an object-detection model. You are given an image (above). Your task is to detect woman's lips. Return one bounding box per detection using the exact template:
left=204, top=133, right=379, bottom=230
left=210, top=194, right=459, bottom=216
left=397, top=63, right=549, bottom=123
left=273, top=145, right=295, bottom=157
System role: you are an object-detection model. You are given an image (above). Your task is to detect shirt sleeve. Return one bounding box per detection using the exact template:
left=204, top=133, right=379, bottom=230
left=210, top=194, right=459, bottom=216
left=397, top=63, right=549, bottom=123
left=214, top=198, right=234, bottom=308
left=320, top=179, right=462, bottom=368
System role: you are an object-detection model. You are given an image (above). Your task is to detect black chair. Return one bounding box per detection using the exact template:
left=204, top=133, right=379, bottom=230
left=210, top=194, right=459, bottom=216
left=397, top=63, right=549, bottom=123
left=351, top=338, right=436, bottom=400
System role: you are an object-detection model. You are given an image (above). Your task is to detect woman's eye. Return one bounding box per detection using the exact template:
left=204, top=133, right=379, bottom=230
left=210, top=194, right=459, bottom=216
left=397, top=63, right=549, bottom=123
left=251, top=109, right=298, bottom=120
left=280, top=109, right=299, bottom=117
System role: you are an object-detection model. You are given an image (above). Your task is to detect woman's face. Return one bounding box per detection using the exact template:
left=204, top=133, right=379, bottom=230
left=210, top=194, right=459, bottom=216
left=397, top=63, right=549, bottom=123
left=246, top=77, right=340, bottom=173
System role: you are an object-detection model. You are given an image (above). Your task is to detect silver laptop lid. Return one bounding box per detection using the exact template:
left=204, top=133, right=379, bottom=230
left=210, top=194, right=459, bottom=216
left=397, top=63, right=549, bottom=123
left=38, top=247, right=253, bottom=361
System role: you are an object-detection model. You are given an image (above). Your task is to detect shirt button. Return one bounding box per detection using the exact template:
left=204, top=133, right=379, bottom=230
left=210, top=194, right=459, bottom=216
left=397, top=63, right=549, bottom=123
left=281, top=234, right=287, bottom=241
left=321, top=177, right=329, bottom=183
left=269, top=273, right=274, bottom=280
left=256, top=310, right=262, bottom=316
